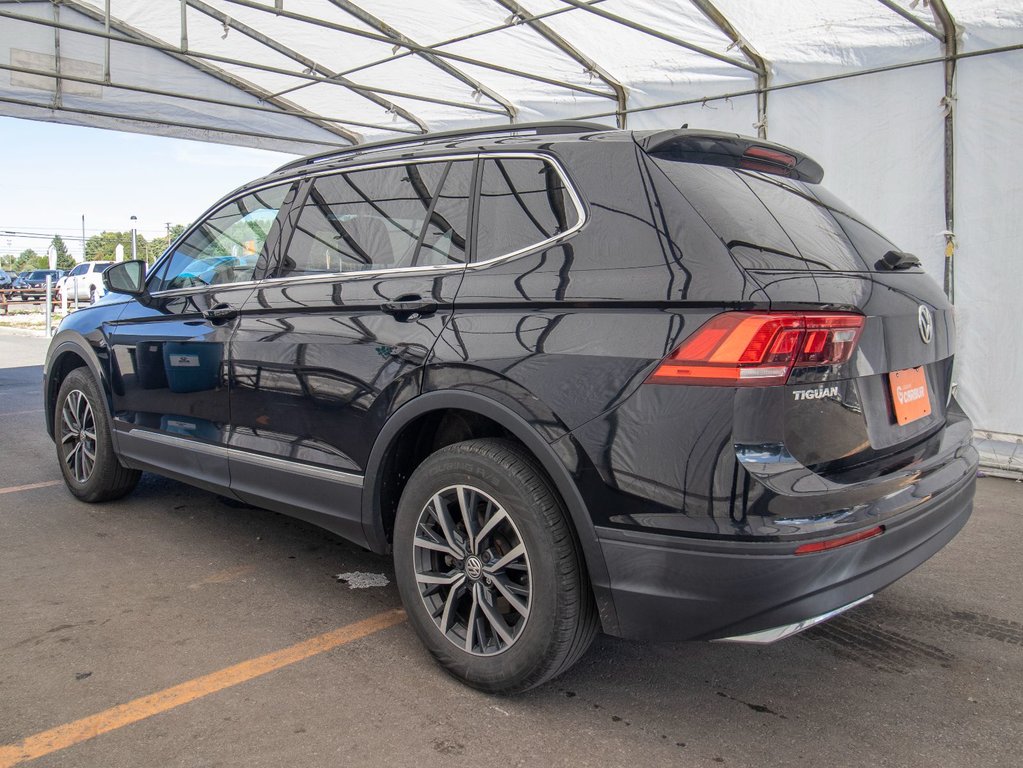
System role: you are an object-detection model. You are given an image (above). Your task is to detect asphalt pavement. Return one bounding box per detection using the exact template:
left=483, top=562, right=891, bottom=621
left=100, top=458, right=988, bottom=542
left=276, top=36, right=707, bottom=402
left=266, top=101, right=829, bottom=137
left=1, top=330, right=1021, bottom=768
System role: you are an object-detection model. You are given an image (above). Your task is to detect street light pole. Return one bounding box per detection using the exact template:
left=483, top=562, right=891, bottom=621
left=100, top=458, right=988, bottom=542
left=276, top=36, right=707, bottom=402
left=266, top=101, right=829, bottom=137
left=130, top=215, right=137, bottom=261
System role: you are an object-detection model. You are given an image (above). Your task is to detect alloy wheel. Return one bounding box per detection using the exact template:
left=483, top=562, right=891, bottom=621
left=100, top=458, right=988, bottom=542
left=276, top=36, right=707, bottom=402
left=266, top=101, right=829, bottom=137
left=60, top=389, right=97, bottom=483
left=412, top=484, right=531, bottom=656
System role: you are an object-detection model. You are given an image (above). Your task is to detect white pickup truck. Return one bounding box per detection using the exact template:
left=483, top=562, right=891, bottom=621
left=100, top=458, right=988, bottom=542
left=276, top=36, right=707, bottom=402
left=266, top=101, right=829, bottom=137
left=56, top=261, right=114, bottom=303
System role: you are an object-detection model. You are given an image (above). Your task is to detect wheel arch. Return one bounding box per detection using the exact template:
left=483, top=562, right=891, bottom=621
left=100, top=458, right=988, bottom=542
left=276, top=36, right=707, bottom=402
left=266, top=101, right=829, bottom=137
left=362, top=389, right=619, bottom=634
left=44, top=334, right=111, bottom=441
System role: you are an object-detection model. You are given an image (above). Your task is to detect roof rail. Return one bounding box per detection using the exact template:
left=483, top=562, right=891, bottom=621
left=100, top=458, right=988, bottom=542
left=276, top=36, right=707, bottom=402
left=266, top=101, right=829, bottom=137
left=274, top=121, right=611, bottom=173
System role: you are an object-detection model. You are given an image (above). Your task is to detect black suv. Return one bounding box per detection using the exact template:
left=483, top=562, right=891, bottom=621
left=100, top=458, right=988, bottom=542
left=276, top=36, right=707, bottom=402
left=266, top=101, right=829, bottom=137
left=44, top=123, right=977, bottom=693
left=13, top=269, right=62, bottom=300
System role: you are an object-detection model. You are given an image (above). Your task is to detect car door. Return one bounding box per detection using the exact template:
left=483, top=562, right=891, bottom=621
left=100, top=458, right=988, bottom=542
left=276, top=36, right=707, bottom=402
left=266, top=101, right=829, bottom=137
left=63, top=263, right=88, bottom=300
left=226, top=158, right=475, bottom=543
left=105, top=181, right=297, bottom=493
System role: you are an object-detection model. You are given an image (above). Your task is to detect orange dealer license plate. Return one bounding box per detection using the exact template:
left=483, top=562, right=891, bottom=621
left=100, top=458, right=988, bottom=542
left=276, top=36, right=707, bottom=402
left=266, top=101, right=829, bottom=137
left=888, top=367, right=931, bottom=425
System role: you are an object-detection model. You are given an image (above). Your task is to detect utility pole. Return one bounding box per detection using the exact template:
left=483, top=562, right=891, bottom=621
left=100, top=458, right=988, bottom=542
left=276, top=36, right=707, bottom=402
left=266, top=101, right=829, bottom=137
left=81, top=214, right=86, bottom=262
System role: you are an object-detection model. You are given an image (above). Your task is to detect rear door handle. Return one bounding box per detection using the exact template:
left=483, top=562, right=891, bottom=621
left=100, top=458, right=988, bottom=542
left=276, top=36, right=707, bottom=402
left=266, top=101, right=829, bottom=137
left=380, top=295, right=438, bottom=319
left=202, top=303, right=239, bottom=324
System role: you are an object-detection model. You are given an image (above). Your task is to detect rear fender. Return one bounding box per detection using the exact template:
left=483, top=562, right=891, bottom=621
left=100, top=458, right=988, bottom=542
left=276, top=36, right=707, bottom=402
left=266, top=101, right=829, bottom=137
left=362, top=388, right=619, bottom=635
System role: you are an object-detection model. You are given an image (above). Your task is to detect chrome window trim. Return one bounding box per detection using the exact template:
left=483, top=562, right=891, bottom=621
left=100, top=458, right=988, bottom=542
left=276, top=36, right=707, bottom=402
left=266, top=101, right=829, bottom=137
left=127, top=429, right=364, bottom=488
left=148, top=151, right=586, bottom=299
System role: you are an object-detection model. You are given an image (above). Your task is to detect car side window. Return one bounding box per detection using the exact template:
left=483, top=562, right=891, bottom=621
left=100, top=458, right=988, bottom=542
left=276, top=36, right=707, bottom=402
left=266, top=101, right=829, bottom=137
left=68, top=264, right=87, bottom=277
left=413, top=160, right=472, bottom=267
left=150, top=184, right=291, bottom=292
left=475, top=157, right=578, bottom=262
left=280, top=160, right=467, bottom=278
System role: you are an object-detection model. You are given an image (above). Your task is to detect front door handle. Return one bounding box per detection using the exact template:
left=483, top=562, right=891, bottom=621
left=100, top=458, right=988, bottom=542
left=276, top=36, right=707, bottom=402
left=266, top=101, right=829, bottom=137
left=380, top=295, right=438, bottom=320
left=202, top=303, right=239, bottom=324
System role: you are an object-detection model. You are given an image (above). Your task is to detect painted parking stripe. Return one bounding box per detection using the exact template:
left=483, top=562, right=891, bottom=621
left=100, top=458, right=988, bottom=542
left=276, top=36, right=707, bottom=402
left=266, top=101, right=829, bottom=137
left=0, top=608, right=406, bottom=768
left=0, top=409, right=44, bottom=416
left=0, top=480, right=63, bottom=495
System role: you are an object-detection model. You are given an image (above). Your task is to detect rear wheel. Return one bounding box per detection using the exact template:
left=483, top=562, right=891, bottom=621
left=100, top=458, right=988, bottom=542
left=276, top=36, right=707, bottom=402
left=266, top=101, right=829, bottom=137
left=55, top=368, right=140, bottom=502
left=393, top=438, right=598, bottom=693
left=88, top=285, right=97, bottom=303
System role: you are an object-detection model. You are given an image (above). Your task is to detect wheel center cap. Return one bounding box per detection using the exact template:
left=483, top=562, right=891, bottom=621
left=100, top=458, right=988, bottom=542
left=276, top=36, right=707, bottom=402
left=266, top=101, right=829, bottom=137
left=464, top=555, right=484, bottom=582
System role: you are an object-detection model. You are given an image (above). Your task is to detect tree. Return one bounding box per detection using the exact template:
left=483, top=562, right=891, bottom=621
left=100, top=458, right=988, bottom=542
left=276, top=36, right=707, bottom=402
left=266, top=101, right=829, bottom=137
left=13, top=248, right=39, bottom=272
left=51, top=235, right=74, bottom=271
left=86, top=231, right=135, bottom=261
left=145, top=224, right=185, bottom=264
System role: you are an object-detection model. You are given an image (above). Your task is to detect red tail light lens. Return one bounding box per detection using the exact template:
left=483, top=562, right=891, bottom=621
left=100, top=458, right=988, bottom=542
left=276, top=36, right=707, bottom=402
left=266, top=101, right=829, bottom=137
left=647, top=312, right=864, bottom=386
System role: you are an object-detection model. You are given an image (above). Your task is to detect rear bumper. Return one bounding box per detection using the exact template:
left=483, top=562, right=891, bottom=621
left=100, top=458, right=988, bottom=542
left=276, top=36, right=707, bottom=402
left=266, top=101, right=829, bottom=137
left=595, top=467, right=975, bottom=641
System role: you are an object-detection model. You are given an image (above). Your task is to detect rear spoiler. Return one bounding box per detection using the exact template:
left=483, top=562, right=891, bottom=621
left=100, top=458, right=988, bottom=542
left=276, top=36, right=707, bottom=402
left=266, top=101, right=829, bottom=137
left=636, top=129, right=825, bottom=184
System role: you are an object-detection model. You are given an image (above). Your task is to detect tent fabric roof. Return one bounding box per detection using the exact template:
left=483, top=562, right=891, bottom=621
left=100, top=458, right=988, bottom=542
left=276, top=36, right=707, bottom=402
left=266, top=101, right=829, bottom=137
left=1, top=0, right=1015, bottom=153
left=2, top=1, right=1022, bottom=462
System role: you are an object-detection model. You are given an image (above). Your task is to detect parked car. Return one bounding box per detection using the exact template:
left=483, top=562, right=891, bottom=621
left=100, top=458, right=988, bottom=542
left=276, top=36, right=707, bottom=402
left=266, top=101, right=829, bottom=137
left=12, top=269, right=63, bottom=300
left=0, top=269, right=12, bottom=289
left=56, top=261, right=114, bottom=303
left=43, top=122, right=977, bottom=693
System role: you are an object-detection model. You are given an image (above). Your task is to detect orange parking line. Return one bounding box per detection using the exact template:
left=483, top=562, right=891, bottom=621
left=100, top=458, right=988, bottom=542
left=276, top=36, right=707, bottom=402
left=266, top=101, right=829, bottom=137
left=0, top=609, right=406, bottom=768
left=0, top=480, right=63, bottom=496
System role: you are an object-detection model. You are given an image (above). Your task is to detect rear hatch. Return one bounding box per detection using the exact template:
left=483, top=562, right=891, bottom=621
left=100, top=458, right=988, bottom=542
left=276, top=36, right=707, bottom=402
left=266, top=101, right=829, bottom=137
left=645, top=148, right=956, bottom=476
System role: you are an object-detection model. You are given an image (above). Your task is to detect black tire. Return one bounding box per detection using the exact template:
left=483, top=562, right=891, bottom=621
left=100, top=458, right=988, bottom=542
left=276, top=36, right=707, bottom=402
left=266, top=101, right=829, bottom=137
left=393, top=438, right=598, bottom=693
left=88, top=285, right=97, bottom=303
left=55, top=368, right=141, bottom=502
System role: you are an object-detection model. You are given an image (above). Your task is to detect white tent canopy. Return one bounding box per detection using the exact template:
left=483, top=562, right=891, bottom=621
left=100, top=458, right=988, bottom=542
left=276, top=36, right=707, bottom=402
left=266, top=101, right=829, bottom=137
left=2, top=0, right=1021, bottom=470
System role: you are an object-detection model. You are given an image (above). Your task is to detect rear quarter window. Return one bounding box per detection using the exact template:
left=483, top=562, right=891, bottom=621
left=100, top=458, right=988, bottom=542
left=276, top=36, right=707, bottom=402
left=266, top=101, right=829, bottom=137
left=475, top=157, right=579, bottom=262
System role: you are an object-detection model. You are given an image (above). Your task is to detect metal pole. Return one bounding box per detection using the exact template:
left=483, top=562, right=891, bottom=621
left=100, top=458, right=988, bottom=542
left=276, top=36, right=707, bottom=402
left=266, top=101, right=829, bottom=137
left=931, top=0, right=958, bottom=302
left=45, top=275, right=52, bottom=336
left=131, top=216, right=138, bottom=261
left=81, top=214, right=86, bottom=261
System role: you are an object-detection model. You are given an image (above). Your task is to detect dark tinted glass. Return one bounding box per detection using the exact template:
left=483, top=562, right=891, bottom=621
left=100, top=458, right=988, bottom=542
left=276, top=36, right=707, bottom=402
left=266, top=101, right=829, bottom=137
left=476, top=158, right=577, bottom=262
left=282, top=161, right=448, bottom=277
left=650, top=159, right=900, bottom=272
left=414, top=161, right=472, bottom=267
left=740, top=175, right=866, bottom=271
left=151, top=184, right=290, bottom=291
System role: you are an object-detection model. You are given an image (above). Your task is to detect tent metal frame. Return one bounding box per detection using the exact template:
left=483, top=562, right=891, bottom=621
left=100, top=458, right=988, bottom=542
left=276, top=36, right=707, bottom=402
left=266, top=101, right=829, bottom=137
left=323, top=0, right=517, bottom=121
left=212, top=0, right=614, bottom=99
left=930, top=0, right=959, bottom=301
left=184, top=0, right=427, bottom=132
left=490, top=0, right=627, bottom=127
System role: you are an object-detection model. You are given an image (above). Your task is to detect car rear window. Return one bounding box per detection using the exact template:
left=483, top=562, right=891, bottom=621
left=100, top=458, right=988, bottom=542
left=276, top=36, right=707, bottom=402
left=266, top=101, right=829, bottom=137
left=649, top=159, right=904, bottom=273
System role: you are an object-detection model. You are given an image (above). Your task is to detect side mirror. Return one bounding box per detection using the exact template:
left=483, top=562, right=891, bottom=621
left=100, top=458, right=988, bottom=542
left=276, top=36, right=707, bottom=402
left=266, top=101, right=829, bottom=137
left=103, top=260, right=147, bottom=296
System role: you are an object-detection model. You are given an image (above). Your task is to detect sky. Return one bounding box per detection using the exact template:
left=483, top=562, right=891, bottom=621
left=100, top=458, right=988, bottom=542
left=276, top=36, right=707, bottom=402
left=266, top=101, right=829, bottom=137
left=0, top=116, right=299, bottom=265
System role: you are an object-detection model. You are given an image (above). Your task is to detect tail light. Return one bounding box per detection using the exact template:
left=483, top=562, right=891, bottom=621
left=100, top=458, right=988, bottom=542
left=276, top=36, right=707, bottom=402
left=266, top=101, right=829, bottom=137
left=740, top=146, right=799, bottom=176
left=647, top=312, right=864, bottom=386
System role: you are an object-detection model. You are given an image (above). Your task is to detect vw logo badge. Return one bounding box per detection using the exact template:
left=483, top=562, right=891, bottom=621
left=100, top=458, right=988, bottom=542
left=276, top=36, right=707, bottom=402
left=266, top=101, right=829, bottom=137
left=918, top=305, right=933, bottom=344
left=464, top=556, right=484, bottom=582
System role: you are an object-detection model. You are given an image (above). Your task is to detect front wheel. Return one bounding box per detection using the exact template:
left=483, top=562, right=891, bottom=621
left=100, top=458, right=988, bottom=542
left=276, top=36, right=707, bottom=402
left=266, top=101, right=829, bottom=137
left=393, top=438, right=598, bottom=693
left=55, top=368, right=141, bottom=502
